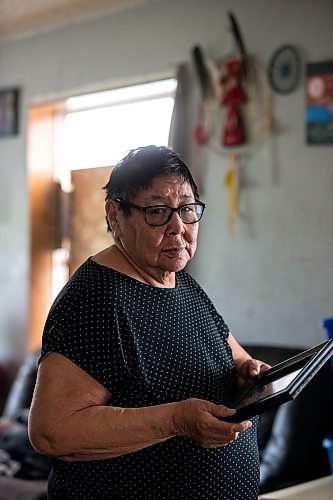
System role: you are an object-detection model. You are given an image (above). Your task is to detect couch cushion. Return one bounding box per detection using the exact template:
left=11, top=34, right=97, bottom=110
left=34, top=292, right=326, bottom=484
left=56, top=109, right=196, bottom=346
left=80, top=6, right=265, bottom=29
left=0, top=476, right=47, bottom=500
left=2, top=351, right=40, bottom=420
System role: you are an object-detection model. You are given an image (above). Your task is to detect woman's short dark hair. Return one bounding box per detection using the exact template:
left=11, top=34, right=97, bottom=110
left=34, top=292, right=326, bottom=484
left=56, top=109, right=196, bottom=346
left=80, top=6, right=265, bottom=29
left=103, top=145, right=199, bottom=226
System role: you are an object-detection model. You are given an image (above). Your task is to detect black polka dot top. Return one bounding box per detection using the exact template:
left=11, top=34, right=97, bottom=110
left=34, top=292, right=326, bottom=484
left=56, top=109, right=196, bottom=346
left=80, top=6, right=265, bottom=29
left=41, top=258, right=259, bottom=499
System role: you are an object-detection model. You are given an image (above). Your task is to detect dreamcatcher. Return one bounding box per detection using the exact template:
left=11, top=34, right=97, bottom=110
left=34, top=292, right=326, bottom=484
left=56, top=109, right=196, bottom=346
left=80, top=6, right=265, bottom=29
left=192, top=12, right=272, bottom=231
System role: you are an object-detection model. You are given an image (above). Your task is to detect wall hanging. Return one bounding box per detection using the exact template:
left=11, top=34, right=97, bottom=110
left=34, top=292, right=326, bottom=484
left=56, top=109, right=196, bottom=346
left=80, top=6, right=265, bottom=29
left=191, top=13, right=272, bottom=231
left=0, top=88, right=19, bottom=137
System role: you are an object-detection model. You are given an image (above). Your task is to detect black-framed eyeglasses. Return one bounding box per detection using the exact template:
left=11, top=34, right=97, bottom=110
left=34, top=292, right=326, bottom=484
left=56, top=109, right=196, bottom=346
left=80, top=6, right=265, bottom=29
left=115, top=198, right=206, bottom=226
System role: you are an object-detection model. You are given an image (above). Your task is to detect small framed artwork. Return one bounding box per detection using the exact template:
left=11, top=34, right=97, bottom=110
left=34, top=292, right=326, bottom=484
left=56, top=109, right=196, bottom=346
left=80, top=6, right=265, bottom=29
left=306, top=61, right=333, bottom=145
left=0, top=88, right=19, bottom=137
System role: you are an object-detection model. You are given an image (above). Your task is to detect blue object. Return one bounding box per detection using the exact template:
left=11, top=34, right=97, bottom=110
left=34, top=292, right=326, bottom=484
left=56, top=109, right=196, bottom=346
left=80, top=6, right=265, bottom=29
left=323, top=436, right=333, bottom=474
left=322, top=317, right=333, bottom=370
left=322, top=317, right=333, bottom=336
left=306, top=105, right=332, bottom=124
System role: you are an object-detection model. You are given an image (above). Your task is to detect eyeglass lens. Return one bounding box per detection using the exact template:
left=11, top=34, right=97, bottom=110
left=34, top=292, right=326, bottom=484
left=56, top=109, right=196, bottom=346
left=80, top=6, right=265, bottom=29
left=145, top=204, right=203, bottom=225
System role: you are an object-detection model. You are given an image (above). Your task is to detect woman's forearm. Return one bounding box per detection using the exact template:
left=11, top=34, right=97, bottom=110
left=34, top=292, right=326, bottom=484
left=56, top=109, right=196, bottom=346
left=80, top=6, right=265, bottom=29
left=29, top=352, right=250, bottom=461
left=59, top=403, right=179, bottom=461
left=30, top=399, right=250, bottom=462
left=228, top=333, right=252, bottom=372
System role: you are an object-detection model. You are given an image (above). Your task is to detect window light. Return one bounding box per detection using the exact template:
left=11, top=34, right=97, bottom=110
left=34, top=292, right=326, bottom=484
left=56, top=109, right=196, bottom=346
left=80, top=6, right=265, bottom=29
left=62, top=78, right=177, bottom=171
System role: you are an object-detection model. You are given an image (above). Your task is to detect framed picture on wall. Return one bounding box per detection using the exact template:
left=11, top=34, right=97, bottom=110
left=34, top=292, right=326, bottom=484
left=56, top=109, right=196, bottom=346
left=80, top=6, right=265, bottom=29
left=306, top=61, right=333, bottom=145
left=0, top=88, right=19, bottom=137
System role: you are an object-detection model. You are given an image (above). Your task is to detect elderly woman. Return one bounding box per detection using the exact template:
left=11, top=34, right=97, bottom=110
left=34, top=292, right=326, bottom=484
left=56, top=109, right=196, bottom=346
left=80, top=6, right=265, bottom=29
left=29, top=145, right=269, bottom=499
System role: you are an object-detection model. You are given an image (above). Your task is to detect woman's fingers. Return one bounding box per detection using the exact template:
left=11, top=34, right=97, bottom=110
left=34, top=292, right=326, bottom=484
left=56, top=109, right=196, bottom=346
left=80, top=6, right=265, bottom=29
left=173, top=398, right=252, bottom=448
left=238, top=358, right=271, bottom=387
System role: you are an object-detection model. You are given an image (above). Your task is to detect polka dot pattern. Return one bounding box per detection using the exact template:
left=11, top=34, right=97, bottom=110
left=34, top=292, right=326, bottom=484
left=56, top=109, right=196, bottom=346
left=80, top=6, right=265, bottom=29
left=41, top=258, right=259, bottom=499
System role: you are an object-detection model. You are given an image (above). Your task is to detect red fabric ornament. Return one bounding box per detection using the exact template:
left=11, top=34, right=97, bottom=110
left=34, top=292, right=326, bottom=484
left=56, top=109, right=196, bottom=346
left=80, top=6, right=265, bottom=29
left=223, top=104, right=246, bottom=146
left=220, top=57, right=247, bottom=147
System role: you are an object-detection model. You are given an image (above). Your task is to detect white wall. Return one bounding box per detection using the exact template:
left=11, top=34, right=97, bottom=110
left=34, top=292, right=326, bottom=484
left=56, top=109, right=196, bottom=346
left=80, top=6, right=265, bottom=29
left=0, top=0, right=332, bottom=373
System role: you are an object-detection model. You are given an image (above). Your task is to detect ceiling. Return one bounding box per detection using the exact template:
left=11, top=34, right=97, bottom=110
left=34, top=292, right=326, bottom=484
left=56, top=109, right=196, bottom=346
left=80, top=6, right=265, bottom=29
left=0, top=0, right=154, bottom=40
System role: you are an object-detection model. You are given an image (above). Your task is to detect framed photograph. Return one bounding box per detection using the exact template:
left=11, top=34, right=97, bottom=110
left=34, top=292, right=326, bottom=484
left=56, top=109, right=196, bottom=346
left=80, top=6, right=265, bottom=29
left=306, top=61, right=333, bottom=144
left=0, top=88, right=19, bottom=137
left=222, top=340, right=333, bottom=423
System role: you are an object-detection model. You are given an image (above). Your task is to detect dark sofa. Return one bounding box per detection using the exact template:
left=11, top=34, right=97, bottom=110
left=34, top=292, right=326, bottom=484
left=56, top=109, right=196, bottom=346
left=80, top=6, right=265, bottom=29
left=244, top=344, right=333, bottom=493
left=0, top=351, right=48, bottom=500
left=0, top=344, right=332, bottom=498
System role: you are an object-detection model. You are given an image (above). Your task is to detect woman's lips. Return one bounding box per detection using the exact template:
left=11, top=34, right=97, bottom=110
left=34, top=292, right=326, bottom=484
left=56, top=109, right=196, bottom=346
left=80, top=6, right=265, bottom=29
left=163, top=247, right=185, bottom=258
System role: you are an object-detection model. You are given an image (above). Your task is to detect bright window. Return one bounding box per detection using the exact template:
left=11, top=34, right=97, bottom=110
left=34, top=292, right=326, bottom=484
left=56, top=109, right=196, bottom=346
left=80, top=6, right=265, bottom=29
left=62, top=78, right=177, bottom=171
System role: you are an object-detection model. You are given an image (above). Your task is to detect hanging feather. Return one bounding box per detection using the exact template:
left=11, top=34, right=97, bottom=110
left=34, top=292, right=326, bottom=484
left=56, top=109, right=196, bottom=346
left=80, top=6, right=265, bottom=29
left=228, top=11, right=249, bottom=83
left=192, top=45, right=216, bottom=100
left=192, top=45, right=218, bottom=146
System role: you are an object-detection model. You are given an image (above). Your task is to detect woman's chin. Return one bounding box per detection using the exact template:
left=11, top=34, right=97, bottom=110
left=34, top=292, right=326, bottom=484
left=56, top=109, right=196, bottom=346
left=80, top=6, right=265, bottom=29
left=161, top=256, right=190, bottom=272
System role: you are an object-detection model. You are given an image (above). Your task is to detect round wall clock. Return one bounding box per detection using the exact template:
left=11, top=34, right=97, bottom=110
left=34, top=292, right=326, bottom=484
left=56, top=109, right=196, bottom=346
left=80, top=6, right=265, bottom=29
left=268, top=45, right=301, bottom=94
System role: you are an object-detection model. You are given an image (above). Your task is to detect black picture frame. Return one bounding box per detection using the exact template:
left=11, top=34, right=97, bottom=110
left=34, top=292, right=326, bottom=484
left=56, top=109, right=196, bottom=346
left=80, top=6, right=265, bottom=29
left=222, top=340, right=333, bottom=423
left=0, top=88, right=19, bottom=137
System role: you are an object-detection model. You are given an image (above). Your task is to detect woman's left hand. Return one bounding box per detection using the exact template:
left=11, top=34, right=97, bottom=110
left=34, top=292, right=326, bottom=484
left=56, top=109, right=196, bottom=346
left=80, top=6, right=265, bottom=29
left=237, top=358, right=271, bottom=388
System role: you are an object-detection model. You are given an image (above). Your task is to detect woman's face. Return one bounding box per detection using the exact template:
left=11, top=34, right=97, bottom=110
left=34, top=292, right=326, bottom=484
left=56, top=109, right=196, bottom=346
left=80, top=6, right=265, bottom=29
left=113, top=175, right=200, bottom=275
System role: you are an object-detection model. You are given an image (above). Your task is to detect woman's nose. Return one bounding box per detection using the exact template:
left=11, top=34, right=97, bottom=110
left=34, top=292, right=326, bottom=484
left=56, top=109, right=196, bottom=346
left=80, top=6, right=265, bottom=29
left=165, top=211, right=185, bottom=235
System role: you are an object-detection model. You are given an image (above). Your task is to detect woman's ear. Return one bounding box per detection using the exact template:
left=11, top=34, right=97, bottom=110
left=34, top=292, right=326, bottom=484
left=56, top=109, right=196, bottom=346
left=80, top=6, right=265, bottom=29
left=105, top=200, right=120, bottom=238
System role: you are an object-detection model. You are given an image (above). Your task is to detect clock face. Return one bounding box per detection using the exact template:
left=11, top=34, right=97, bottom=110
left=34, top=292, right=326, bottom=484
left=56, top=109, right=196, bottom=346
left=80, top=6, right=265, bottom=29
left=268, top=45, right=301, bottom=94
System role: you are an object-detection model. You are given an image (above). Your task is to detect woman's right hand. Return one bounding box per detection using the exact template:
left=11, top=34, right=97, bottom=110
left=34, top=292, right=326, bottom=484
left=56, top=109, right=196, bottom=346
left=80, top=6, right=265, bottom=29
left=173, top=398, right=252, bottom=448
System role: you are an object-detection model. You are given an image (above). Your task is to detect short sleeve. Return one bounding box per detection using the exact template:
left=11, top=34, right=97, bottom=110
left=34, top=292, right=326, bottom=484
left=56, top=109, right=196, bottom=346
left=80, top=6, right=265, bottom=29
left=183, top=271, right=230, bottom=339
left=41, top=282, right=131, bottom=394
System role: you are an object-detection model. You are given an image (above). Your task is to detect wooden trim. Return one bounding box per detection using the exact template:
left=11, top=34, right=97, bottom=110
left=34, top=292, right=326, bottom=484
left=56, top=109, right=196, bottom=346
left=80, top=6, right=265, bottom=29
left=27, top=102, right=63, bottom=352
